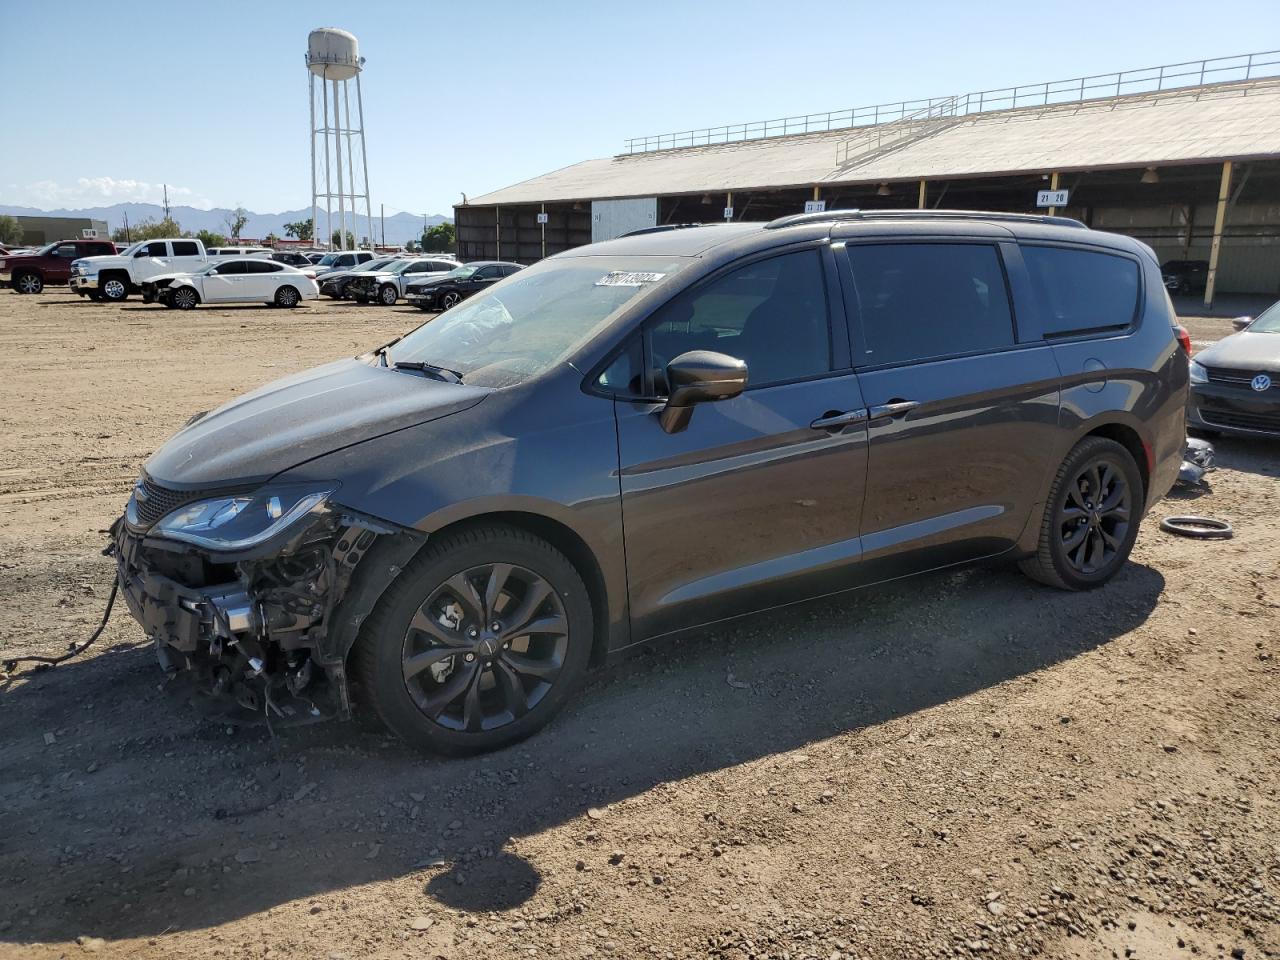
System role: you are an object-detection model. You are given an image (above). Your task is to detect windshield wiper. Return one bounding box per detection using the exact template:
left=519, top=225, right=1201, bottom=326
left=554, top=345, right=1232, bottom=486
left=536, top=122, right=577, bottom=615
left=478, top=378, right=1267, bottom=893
left=393, top=360, right=464, bottom=383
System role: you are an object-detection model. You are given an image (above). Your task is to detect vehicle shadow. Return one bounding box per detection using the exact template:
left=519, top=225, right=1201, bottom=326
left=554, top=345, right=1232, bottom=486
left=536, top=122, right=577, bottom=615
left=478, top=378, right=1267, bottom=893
left=0, top=560, right=1165, bottom=942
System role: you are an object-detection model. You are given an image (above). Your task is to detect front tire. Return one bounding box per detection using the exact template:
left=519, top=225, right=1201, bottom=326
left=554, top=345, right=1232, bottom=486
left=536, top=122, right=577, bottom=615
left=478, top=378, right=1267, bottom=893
left=440, top=290, right=462, bottom=310
left=378, top=283, right=398, bottom=306
left=171, top=286, right=200, bottom=310
left=274, top=285, right=300, bottom=308
left=100, top=276, right=129, bottom=302
left=1019, top=437, right=1144, bottom=591
left=354, top=524, right=593, bottom=755
left=14, top=272, right=42, bottom=295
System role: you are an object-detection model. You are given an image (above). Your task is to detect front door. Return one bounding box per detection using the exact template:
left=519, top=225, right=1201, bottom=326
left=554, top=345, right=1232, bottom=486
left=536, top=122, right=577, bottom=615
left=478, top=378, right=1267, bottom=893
left=204, top=260, right=250, bottom=301
left=615, top=247, right=870, bottom=642
left=837, top=239, right=1062, bottom=581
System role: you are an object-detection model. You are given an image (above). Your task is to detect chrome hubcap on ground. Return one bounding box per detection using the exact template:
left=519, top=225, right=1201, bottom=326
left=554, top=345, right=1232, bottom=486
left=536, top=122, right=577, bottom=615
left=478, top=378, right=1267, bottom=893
left=103, top=280, right=125, bottom=299
left=401, top=563, right=568, bottom=732
left=1059, top=459, right=1131, bottom=574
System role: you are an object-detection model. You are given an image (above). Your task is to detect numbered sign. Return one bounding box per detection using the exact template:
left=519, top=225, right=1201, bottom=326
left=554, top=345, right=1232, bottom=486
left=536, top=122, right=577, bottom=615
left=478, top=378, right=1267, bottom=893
left=723, top=207, right=734, bottom=221
left=536, top=212, right=549, bottom=224
left=804, top=200, right=826, bottom=214
left=1036, top=189, right=1069, bottom=208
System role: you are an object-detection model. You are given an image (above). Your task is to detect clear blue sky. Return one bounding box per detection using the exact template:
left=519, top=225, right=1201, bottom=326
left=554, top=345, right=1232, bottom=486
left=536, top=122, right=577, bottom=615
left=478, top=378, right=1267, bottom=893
left=6, top=0, right=1279, bottom=216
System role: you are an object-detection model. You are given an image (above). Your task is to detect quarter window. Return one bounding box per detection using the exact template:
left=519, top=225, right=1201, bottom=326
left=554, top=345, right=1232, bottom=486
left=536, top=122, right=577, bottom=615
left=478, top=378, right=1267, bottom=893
left=246, top=260, right=281, bottom=273
left=645, top=249, right=831, bottom=389
left=1022, top=245, right=1140, bottom=337
left=845, top=243, right=1014, bottom=366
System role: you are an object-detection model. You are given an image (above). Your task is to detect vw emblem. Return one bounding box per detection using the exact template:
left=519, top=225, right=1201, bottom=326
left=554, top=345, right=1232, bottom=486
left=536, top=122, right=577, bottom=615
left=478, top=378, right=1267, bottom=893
left=1252, top=373, right=1272, bottom=392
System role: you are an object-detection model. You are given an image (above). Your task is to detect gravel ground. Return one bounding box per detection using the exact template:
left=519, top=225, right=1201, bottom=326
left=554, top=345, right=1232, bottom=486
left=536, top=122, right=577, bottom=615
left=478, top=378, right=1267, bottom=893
left=0, top=290, right=1277, bottom=960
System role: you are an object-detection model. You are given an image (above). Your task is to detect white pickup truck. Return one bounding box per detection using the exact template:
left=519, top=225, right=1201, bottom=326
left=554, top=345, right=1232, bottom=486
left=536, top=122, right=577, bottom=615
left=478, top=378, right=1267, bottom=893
left=70, top=238, right=216, bottom=302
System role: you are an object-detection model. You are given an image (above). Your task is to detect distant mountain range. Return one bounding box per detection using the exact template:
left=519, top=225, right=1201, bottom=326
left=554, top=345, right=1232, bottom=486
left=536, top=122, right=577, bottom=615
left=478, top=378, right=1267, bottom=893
left=0, top=202, right=452, bottom=246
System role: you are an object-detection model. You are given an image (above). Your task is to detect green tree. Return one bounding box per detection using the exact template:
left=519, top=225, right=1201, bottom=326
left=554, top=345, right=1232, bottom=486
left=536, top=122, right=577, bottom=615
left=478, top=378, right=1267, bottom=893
left=113, top=217, right=185, bottom=243
left=331, top=229, right=356, bottom=250
left=264, top=232, right=279, bottom=247
left=224, top=205, right=249, bottom=239
left=284, top=218, right=314, bottom=242
left=195, top=229, right=227, bottom=249
left=421, top=221, right=456, bottom=253
left=0, top=215, right=24, bottom=245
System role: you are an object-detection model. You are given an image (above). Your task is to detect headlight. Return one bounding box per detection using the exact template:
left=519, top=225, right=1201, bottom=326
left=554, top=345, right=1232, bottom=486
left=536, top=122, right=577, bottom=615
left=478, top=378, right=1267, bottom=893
left=147, top=482, right=337, bottom=550
left=1189, top=359, right=1208, bottom=384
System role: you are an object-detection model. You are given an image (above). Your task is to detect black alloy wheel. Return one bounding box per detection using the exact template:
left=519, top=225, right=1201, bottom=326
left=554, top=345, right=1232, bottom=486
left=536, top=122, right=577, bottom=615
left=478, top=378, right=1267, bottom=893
left=171, top=286, right=199, bottom=310
left=356, top=524, right=592, bottom=754
left=440, top=290, right=462, bottom=309
left=1020, top=436, right=1144, bottom=590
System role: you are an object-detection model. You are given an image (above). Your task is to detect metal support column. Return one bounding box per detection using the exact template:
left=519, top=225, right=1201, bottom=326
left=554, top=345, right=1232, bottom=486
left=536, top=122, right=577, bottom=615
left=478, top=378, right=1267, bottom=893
left=321, top=74, right=333, bottom=250
left=726, top=192, right=733, bottom=221
left=540, top=203, right=546, bottom=260
left=917, top=179, right=927, bottom=209
left=309, top=73, right=317, bottom=251
left=495, top=206, right=501, bottom=260
left=1204, top=160, right=1233, bottom=308
left=1047, top=172, right=1060, bottom=217
left=332, top=78, right=346, bottom=249
left=355, top=72, right=374, bottom=250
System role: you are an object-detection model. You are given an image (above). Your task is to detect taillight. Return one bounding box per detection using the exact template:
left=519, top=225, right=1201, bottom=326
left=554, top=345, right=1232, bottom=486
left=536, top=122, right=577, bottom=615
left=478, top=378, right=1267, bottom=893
left=1174, top=325, right=1192, bottom=356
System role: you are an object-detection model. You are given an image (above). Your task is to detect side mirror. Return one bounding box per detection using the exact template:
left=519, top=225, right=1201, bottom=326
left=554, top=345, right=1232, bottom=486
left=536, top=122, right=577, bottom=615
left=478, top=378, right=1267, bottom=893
left=1232, top=316, right=1253, bottom=332
left=134, top=249, right=148, bottom=258
left=658, top=350, right=748, bottom=434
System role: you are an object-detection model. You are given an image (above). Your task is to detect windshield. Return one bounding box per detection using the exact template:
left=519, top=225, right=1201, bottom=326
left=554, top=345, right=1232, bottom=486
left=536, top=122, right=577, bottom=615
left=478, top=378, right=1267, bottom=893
left=317, top=253, right=343, bottom=266
left=36, top=242, right=59, bottom=255
left=355, top=257, right=399, bottom=273
left=1249, top=301, right=1280, bottom=333
left=442, top=265, right=476, bottom=280
left=387, top=255, right=687, bottom=389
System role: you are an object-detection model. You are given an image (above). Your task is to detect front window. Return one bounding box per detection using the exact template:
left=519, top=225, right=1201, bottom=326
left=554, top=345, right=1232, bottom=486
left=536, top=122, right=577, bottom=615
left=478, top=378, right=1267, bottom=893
left=1250, top=301, right=1280, bottom=333
left=441, top=265, right=477, bottom=280
left=316, top=253, right=340, bottom=266
left=387, top=255, right=688, bottom=389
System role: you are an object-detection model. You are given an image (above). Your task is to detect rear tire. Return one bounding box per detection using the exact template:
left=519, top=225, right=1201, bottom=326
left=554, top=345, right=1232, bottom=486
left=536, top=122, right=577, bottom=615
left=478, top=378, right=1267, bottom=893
left=274, top=285, right=300, bottom=308
left=14, top=272, right=42, bottom=295
left=1019, top=436, right=1144, bottom=591
left=354, top=524, right=593, bottom=755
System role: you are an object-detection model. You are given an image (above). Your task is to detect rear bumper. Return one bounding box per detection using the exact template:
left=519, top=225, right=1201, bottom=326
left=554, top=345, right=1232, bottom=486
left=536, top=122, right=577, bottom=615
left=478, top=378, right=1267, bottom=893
left=1188, top=382, right=1280, bottom=438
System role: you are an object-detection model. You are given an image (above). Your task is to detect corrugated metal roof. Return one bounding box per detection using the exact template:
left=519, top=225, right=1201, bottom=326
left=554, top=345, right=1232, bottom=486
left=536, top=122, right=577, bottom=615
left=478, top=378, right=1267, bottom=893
left=468, top=81, right=1280, bottom=206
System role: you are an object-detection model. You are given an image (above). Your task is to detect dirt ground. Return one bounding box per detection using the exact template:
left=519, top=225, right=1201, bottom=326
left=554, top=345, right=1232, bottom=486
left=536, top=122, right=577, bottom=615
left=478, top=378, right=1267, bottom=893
left=0, top=288, right=1277, bottom=960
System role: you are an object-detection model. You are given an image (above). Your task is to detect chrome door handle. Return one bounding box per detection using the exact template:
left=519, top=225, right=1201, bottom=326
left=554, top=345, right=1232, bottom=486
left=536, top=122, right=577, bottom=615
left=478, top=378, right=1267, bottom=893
left=810, top=408, right=868, bottom=430
left=867, top=401, right=919, bottom=421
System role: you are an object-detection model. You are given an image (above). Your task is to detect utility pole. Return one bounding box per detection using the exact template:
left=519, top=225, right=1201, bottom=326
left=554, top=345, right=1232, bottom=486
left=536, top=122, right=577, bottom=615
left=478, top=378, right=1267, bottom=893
left=123, top=211, right=130, bottom=243
left=381, top=203, right=385, bottom=249
left=162, top=184, right=170, bottom=221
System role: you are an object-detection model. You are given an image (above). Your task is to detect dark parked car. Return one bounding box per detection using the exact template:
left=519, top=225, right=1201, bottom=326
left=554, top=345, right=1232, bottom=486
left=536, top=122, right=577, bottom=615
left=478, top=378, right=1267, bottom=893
left=1161, top=259, right=1209, bottom=294
left=404, top=260, right=523, bottom=311
left=112, top=210, right=1187, bottom=754
left=0, top=238, right=117, bottom=293
left=271, top=251, right=313, bottom=268
left=1187, top=301, right=1280, bottom=437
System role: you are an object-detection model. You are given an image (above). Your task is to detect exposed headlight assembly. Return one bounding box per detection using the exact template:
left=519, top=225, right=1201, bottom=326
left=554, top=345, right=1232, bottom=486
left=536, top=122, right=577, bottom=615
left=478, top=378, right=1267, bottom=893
left=148, top=482, right=337, bottom=550
left=1189, top=359, right=1208, bottom=384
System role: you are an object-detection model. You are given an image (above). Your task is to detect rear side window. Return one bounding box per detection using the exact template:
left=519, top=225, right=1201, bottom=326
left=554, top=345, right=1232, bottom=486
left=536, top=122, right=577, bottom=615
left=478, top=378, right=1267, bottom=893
left=1022, top=245, right=1140, bottom=337
left=171, top=241, right=199, bottom=256
left=845, top=243, right=1014, bottom=366
left=215, top=260, right=248, bottom=275
left=246, top=260, right=282, bottom=273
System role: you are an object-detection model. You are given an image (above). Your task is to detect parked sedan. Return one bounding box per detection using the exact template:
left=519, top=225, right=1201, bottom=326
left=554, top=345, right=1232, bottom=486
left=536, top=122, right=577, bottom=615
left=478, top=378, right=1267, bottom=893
left=318, top=256, right=404, bottom=299
left=141, top=258, right=319, bottom=310
left=404, top=261, right=524, bottom=311
left=1188, top=302, right=1280, bottom=437
left=347, top=257, right=459, bottom=305
left=1161, top=259, right=1209, bottom=294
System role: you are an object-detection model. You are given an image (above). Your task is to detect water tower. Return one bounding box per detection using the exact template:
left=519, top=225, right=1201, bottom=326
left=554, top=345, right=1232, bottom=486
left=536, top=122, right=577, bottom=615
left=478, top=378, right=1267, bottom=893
left=306, top=28, right=373, bottom=250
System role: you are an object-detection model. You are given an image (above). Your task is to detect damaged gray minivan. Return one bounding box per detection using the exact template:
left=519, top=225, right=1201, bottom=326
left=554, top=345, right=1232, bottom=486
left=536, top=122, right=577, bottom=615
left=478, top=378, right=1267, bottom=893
left=113, top=211, right=1188, bottom=753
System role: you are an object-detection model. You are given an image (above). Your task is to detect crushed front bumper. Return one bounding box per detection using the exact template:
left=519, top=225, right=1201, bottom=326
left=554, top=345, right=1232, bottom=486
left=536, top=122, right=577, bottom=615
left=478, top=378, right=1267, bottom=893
left=111, top=499, right=422, bottom=724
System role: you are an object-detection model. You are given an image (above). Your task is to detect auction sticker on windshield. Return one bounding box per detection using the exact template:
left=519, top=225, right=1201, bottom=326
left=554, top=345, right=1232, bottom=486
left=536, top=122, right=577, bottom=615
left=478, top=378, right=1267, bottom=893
left=595, top=271, right=666, bottom=287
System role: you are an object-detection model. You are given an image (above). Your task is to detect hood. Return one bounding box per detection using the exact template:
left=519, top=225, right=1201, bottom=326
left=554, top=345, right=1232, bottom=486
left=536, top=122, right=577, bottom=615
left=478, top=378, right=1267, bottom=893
left=1195, top=330, right=1280, bottom=373
left=77, top=254, right=127, bottom=267
left=144, top=357, right=490, bottom=487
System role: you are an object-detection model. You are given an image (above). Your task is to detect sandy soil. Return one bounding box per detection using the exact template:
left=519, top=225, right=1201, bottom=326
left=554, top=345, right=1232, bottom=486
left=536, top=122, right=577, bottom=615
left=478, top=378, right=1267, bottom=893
left=0, top=290, right=1277, bottom=960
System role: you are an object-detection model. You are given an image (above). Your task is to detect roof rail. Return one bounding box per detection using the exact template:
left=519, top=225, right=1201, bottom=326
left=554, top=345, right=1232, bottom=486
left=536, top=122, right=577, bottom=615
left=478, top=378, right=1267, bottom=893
left=763, top=208, right=1089, bottom=230
left=617, top=223, right=709, bottom=238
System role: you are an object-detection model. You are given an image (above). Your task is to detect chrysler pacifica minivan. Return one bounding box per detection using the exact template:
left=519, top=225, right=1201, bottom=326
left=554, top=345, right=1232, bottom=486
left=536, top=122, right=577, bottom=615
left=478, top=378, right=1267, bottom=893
left=112, top=210, right=1188, bottom=753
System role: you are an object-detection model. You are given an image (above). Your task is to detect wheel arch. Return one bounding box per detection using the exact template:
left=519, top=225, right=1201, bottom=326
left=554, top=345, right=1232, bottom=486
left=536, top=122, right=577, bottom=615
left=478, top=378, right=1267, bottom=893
left=1082, top=421, right=1150, bottom=498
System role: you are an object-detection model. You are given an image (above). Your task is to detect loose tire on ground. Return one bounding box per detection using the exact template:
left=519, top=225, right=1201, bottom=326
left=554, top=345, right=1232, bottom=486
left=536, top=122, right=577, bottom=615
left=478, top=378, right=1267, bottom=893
left=354, top=524, right=593, bottom=755
left=1019, top=436, right=1144, bottom=591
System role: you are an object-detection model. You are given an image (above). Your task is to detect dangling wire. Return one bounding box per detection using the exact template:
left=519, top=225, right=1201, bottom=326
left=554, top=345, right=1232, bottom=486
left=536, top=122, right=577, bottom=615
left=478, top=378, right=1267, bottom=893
left=3, top=580, right=120, bottom=676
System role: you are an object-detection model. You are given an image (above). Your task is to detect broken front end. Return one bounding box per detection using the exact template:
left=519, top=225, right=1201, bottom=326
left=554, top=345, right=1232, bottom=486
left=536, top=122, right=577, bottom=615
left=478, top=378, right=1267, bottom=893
left=112, top=475, right=421, bottom=724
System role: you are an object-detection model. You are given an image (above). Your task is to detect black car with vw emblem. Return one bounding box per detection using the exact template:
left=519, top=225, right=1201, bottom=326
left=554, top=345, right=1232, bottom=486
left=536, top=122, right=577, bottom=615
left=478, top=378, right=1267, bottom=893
left=1188, top=302, right=1280, bottom=438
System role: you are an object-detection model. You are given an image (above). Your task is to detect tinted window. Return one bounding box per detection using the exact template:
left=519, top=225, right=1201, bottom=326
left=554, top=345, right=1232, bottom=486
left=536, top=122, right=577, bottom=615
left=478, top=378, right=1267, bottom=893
left=143, top=242, right=168, bottom=257
left=54, top=244, right=78, bottom=257
left=90, top=242, right=114, bottom=255
left=215, top=260, right=248, bottom=275
left=1022, top=245, right=1140, bottom=337
left=845, top=243, right=1013, bottom=366
left=502, top=265, right=521, bottom=277
left=474, top=266, right=501, bottom=280
left=246, top=260, right=281, bottom=273
left=171, top=241, right=199, bottom=256
left=646, top=250, right=830, bottom=389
